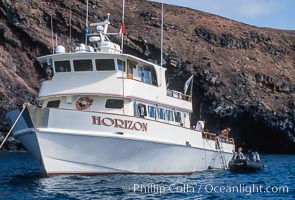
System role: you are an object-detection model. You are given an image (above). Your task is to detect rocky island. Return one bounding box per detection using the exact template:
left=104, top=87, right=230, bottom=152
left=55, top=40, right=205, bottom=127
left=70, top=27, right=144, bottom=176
left=0, top=0, right=294, bottom=153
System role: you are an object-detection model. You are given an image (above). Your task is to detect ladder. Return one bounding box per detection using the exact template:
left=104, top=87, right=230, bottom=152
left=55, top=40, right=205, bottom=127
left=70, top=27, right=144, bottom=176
left=215, top=136, right=227, bottom=169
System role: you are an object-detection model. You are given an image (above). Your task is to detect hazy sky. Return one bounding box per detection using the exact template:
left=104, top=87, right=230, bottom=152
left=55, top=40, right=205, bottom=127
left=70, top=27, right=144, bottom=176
left=151, top=0, right=295, bottom=30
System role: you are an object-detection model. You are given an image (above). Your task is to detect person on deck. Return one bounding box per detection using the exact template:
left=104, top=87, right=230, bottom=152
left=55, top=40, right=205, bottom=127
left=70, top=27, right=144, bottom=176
left=221, top=128, right=231, bottom=139
left=195, top=121, right=205, bottom=132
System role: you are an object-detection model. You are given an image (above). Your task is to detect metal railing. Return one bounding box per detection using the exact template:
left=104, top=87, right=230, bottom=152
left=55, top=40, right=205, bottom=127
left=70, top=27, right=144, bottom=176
left=203, top=131, right=235, bottom=144
left=167, top=90, right=192, bottom=102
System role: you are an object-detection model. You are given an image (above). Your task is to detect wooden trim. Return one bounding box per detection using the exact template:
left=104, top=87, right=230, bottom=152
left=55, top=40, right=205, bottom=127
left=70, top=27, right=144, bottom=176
left=203, top=132, right=217, bottom=140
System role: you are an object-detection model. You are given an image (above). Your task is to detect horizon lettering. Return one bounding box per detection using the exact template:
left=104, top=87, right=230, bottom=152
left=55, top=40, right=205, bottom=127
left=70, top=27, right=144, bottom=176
left=92, top=116, right=147, bottom=132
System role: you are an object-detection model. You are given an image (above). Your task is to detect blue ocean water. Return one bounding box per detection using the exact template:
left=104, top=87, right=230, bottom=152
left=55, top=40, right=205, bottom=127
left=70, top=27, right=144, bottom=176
left=0, top=151, right=294, bottom=200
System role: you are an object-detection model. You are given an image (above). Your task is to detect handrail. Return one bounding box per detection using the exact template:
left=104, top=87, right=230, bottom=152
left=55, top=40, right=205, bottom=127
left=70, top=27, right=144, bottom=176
left=167, top=90, right=192, bottom=102
left=202, top=131, right=235, bottom=144
left=203, top=132, right=217, bottom=140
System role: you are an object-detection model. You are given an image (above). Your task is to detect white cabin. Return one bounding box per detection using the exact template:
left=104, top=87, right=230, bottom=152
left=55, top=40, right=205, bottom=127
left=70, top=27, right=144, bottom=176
left=37, top=17, right=193, bottom=129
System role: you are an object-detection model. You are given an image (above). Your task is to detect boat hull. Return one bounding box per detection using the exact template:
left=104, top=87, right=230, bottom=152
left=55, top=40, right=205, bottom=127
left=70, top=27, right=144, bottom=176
left=7, top=107, right=235, bottom=175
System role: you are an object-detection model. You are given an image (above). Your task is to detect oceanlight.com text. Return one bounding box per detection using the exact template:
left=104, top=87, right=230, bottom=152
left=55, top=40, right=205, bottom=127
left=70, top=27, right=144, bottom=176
left=121, top=183, right=289, bottom=195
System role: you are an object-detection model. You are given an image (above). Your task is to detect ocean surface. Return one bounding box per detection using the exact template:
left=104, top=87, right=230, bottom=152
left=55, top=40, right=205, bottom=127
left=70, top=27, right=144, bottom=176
left=0, top=151, right=294, bottom=200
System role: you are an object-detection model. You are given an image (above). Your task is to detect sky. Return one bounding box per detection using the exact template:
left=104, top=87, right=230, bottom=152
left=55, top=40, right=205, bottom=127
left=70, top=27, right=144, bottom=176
left=152, top=0, right=295, bottom=30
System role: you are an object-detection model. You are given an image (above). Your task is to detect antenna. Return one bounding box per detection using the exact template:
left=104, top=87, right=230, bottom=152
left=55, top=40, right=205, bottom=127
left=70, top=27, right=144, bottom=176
left=50, top=11, right=54, bottom=54
left=69, top=3, right=72, bottom=52
left=160, top=2, right=164, bottom=67
left=85, top=0, right=89, bottom=45
left=121, top=0, right=125, bottom=54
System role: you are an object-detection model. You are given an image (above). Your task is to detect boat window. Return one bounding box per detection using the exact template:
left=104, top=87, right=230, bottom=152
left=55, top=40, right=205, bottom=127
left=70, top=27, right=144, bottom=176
left=137, top=65, right=157, bottom=85
left=174, top=111, right=182, bottom=123
left=151, top=68, right=157, bottom=86
left=166, top=109, right=174, bottom=121
left=96, top=59, right=115, bottom=71
left=47, top=100, right=60, bottom=108
left=127, top=60, right=137, bottom=79
left=148, top=106, right=156, bottom=118
left=157, top=107, right=165, bottom=120
left=55, top=61, right=71, bottom=72
left=105, top=99, right=123, bottom=109
left=138, top=103, right=147, bottom=117
left=143, top=67, right=152, bottom=84
left=138, top=65, right=144, bottom=81
left=73, top=59, right=93, bottom=71
left=118, top=59, right=125, bottom=71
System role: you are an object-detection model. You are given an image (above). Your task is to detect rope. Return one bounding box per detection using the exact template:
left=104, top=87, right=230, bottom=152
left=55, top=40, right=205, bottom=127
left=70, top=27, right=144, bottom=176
left=0, top=103, right=28, bottom=149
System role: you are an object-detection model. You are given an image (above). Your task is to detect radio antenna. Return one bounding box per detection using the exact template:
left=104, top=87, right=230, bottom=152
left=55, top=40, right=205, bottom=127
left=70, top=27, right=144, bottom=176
left=50, top=11, right=54, bottom=54
left=121, top=0, right=125, bottom=54
left=160, top=2, right=164, bottom=67
left=69, top=3, right=72, bottom=52
left=85, top=0, right=89, bottom=45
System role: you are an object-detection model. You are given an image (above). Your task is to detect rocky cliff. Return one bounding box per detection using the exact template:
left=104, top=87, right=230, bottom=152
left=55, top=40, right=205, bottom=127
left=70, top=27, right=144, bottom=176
left=0, top=0, right=294, bottom=153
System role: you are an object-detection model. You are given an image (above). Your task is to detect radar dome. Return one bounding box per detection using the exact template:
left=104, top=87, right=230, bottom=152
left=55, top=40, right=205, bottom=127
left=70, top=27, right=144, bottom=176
left=56, top=45, right=66, bottom=54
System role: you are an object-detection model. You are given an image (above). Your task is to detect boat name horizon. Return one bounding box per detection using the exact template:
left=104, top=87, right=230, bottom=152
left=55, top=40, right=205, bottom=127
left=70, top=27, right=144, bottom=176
left=92, top=116, right=148, bottom=132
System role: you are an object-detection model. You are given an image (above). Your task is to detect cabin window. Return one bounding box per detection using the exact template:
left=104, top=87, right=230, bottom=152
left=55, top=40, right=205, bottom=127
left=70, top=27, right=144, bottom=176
left=118, top=59, right=125, bottom=71
left=166, top=109, right=174, bottom=121
left=55, top=61, right=71, bottom=72
left=105, top=99, right=123, bottom=109
left=138, top=103, right=147, bottom=117
left=174, top=111, right=182, bottom=123
left=127, top=60, right=136, bottom=79
left=136, top=65, right=157, bottom=85
left=96, top=59, right=115, bottom=71
left=143, top=67, right=152, bottom=84
left=73, top=59, right=93, bottom=71
left=148, top=106, right=156, bottom=118
left=47, top=100, right=60, bottom=108
left=138, top=65, right=144, bottom=81
left=151, top=69, right=157, bottom=85
left=157, top=107, right=165, bottom=120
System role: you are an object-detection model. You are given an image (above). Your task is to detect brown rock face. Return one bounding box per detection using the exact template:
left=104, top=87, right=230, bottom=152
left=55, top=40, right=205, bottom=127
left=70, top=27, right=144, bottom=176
left=0, top=0, right=294, bottom=153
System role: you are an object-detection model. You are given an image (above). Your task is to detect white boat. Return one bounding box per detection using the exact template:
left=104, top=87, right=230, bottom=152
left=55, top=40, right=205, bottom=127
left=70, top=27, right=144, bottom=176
left=6, top=11, right=235, bottom=175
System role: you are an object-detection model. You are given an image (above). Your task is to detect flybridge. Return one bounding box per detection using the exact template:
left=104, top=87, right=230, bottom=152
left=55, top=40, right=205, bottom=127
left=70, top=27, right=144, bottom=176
left=55, top=15, right=121, bottom=55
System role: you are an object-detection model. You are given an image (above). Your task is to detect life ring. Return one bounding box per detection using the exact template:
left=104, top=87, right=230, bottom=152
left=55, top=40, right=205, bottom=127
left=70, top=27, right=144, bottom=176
left=76, top=97, right=93, bottom=110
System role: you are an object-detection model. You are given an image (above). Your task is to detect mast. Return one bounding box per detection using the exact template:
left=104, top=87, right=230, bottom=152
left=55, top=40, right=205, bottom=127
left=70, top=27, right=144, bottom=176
left=160, top=2, right=164, bottom=67
left=85, top=0, right=89, bottom=45
left=50, top=11, right=54, bottom=54
left=69, top=3, right=72, bottom=52
left=121, top=0, right=126, bottom=114
left=121, top=0, right=125, bottom=53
